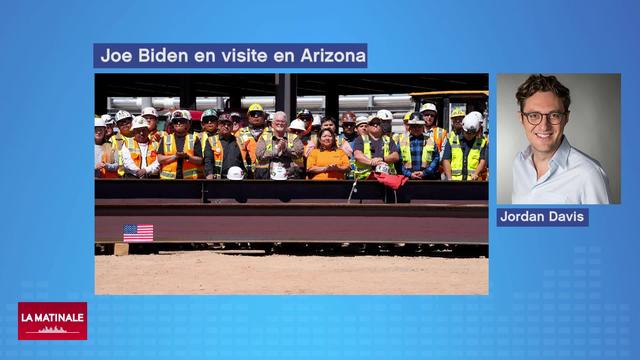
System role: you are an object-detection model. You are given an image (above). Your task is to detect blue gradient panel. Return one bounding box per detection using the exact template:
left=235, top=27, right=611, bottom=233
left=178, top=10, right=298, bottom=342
left=1, top=0, right=638, bottom=359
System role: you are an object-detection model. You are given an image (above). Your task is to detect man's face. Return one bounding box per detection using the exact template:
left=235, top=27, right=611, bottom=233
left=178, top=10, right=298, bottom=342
left=272, top=115, right=287, bottom=132
left=105, top=124, right=114, bottom=137
left=299, top=115, right=312, bottom=129
left=321, top=120, right=336, bottom=133
left=95, top=126, right=105, bottom=142
left=248, top=111, right=265, bottom=127
left=133, top=127, right=150, bottom=143
left=231, top=116, right=242, bottom=132
left=451, top=116, right=464, bottom=132
left=463, top=128, right=478, bottom=142
left=172, top=118, right=190, bottom=135
left=342, top=122, right=355, bottom=135
left=356, top=123, right=369, bottom=136
left=117, top=118, right=133, bottom=136
left=368, top=121, right=382, bottom=138
left=218, top=120, right=232, bottom=136
left=520, top=91, right=568, bottom=157
left=143, top=115, right=157, bottom=131
left=202, top=118, right=218, bottom=134
left=421, top=111, right=437, bottom=127
left=409, top=124, right=424, bottom=137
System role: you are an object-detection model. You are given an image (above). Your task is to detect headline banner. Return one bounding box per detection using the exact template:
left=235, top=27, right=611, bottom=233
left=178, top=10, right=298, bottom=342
left=94, top=43, right=368, bottom=68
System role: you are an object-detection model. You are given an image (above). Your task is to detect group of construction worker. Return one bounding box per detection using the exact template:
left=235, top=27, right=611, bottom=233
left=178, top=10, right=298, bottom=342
left=94, top=102, right=488, bottom=181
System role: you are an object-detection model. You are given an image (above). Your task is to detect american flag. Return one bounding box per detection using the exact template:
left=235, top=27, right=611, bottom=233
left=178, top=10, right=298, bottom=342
left=123, top=224, right=154, bottom=242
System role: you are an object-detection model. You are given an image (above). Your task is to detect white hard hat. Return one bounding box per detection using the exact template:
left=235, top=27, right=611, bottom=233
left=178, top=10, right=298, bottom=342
left=419, top=103, right=438, bottom=113
left=407, top=112, right=425, bottom=125
left=141, top=107, right=158, bottom=118
left=462, top=111, right=483, bottom=132
left=95, top=117, right=106, bottom=127
left=312, top=114, right=322, bottom=126
left=375, top=163, right=390, bottom=174
left=171, top=110, right=192, bottom=121
left=227, top=166, right=245, bottom=180
left=355, top=116, right=369, bottom=126
left=131, top=116, right=150, bottom=131
left=100, top=114, right=114, bottom=125
left=115, top=110, right=133, bottom=122
left=289, top=119, right=306, bottom=131
left=376, top=109, right=393, bottom=121
left=270, top=162, right=288, bottom=180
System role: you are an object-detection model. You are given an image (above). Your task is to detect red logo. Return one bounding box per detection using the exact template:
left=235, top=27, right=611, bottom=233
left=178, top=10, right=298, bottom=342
left=18, top=302, right=87, bottom=340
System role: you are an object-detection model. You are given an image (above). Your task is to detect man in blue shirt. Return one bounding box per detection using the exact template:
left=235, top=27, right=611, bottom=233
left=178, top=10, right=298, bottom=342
left=397, top=113, right=440, bottom=180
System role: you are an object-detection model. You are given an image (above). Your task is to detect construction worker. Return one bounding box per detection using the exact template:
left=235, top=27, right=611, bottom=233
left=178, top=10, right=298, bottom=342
left=450, top=106, right=466, bottom=136
left=255, top=111, right=304, bottom=179
left=397, top=113, right=439, bottom=180
left=442, top=111, right=487, bottom=181
left=393, top=111, right=412, bottom=144
left=101, top=114, right=115, bottom=139
left=120, top=116, right=160, bottom=178
left=376, top=109, right=394, bottom=138
left=109, top=110, right=135, bottom=150
left=204, top=114, right=247, bottom=179
left=236, top=103, right=270, bottom=178
left=353, top=115, right=400, bottom=179
left=420, top=103, right=448, bottom=153
left=288, top=119, right=306, bottom=136
left=229, top=112, right=243, bottom=135
left=141, top=107, right=162, bottom=144
left=157, top=110, right=203, bottom=179
left=94, top=117, right=120, bottom=178
left=338, top=112, right=359, bottom=179
left=199, top=109, right=219, bottom=152
left=355, top=116, right=369, bottom=136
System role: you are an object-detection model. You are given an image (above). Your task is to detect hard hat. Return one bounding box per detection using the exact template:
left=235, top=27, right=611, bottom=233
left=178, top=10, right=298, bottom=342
left=289, top=119, right=306, bottom=131
left=270, top=162, right=288, bottom=180
left=419, top=103, right=438, bottom=114
left=101, top=114, right=114, bottom=125
left=451, top=107, right=466, bottom=118
left=248, top=103, right=264, bottom=114
left=376, top=109, right=393, bottom=121
left=374, top=163, right=390, bottom=174
left=171, top=110, right=191, bottom=121
left=407, top=112, right=425, bottom=125
left=131, top=116, right=150, bottom=130
left=227, top=166, right=245, bottom=180
left=201, top=109, right=219, bottom=121
left=340, top=111, right=357, bottom=124
left=141, top=107, right=158, bottom=118
left=403, top=111, right=412, bottom=122
left=229, top=112, right=241, bottom=119
left=297, top=108, right=312, bottom=119
left=115, top=110, right=133, bottom=122
left=312, top=114, right=321, bottom=126
left=355, top=116, right=369, bottom=126
left=95, top=117, right=106, bottom=127
left=218, top=113, right=232, bottom=123
left=368, top=115, right=382, bottom=124
left=462, top=111, right=483, bottom=132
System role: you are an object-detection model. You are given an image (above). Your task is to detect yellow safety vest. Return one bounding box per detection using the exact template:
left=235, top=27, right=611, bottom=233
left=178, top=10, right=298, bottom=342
left=255, top=133, right=302, bottom=170
left=354, top=135, right=397, bottom=180
left=449, top=133, right=486, bottom=181
left=398, top=133, right=435, bottom=170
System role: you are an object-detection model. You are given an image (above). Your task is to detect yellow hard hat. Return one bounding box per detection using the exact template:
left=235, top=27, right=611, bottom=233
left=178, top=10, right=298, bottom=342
left=403, top=111, right=412, bottom=121
left=248, top=103, right=264, bottom=114
left=451, top=107, right=466, bottom=118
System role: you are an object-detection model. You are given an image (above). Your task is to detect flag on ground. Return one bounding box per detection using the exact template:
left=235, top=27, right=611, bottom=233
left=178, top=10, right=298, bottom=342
left=123, top=224, right=154, bottom=242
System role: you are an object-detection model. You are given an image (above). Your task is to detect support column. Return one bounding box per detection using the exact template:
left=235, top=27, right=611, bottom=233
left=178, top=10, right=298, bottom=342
left=179, top=75, right=196, bottom=109
left=325, top=79, right=339, bottom=123
left=275, top=74, right=297, bottom=121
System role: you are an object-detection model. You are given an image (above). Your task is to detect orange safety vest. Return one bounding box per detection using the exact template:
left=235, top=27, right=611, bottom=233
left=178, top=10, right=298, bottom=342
left=237, top=126, right=271, bottom=173
left=160, top=133, right=200, bottom=179
left=428, top=127, right=447, bottom=152
left=128, top=140, right=158, bottom=170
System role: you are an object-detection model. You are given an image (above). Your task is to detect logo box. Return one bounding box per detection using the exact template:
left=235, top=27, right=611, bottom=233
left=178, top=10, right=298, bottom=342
left=18, top=302, right=87, bottom=340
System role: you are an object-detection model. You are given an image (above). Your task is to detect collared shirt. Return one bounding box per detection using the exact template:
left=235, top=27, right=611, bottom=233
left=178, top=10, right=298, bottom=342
left=121, top=142, right=160, bottom=176
left=400, top=134, right=440, bottom=177
left=512, top=136, right=610, bottom=204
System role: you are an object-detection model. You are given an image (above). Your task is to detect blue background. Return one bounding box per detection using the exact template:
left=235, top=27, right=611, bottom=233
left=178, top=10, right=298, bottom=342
left=1, top=0, right=638, bottom=358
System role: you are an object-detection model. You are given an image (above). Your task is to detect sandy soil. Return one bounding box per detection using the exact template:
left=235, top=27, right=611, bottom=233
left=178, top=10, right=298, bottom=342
left=95, top=252, right=488, bottom=295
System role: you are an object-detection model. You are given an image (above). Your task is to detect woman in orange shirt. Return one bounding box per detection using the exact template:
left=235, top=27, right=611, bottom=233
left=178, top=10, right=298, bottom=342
left=306, top=129, right=350, bottom=180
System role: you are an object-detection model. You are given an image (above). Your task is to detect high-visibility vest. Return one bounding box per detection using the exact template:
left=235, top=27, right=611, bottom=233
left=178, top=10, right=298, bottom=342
left=127, top=140, right=158, bottom=170
left=205, top=134, right=247, bottom=179
left=237, top=126, right=271, bottom=173
left=109, top=134, right=134, bottom=177
left=427, top=127, right=447, bottom=152
left=449, top=133, right=486, bottom=181
left=159, top=133, right=200, bottom=179
left=255, top=133, right=302, bottom=170
left=398, top=133, right=435, bottom=170
left=354, top=134, right=397, bottom=180
left=99, top=143, right=121, bottom=178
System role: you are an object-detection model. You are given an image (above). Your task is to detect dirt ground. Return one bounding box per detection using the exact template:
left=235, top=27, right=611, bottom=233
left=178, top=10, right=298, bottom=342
left=95, top=251, right=488, bottom=295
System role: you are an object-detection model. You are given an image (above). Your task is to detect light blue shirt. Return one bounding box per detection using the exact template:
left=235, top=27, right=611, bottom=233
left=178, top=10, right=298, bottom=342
left=512, top=136, right=610, bottom=204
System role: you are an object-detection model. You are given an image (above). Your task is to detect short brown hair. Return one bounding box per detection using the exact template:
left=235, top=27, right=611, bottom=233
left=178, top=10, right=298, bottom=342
left=516, top=74, right=571, bottom=112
